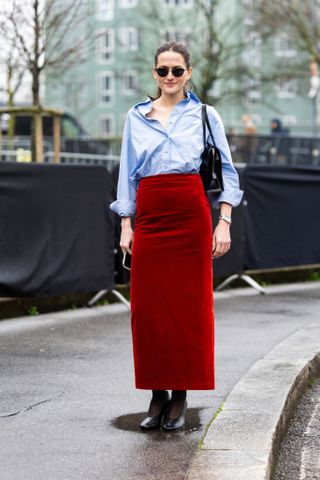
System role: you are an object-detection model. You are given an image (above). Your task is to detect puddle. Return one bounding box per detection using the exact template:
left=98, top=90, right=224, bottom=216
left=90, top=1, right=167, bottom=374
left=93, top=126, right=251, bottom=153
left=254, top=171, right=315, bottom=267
left=111, top=407, right=203, bottom=435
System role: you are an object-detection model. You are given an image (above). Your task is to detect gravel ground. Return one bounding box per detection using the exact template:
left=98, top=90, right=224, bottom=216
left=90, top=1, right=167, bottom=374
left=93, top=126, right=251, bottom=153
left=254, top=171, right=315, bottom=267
left=273, top=376, right=320, bottom=480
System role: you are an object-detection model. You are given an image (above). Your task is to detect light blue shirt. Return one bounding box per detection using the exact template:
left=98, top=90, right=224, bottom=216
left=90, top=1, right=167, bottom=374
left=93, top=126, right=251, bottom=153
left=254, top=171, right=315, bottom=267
left=109, top=90, right=243, bottom=217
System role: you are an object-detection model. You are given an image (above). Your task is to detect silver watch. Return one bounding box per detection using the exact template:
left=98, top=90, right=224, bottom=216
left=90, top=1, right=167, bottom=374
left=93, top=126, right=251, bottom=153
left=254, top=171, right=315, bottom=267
left=219, top=214, right=232, bottom=225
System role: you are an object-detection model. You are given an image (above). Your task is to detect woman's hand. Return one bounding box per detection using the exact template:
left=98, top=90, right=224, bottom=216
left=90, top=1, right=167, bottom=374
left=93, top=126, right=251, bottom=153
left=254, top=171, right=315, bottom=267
left=120, top=217, right=134, bottom=254
left=212, top=220, right=231, bottom=259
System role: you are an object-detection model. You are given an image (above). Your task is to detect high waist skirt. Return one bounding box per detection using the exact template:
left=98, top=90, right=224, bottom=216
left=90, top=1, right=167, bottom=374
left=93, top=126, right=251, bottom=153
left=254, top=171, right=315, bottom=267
left=130, top=172, right=215, bottom=390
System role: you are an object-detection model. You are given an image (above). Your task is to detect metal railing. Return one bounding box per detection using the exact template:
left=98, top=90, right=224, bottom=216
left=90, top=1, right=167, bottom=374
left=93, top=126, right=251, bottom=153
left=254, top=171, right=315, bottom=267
left=0, top=137, right=53, bottom=151
left=44, top=151, right=120, bottom=171
left=0, top=150, right=120, bottom=171
left=2, top=135, right=320, bottom=167
left=228, top=135, right=320, bottom=166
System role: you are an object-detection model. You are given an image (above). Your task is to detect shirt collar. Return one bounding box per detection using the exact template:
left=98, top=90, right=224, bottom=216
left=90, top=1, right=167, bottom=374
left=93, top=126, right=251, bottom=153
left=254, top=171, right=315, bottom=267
left=133, top=90, right=202, bottom=116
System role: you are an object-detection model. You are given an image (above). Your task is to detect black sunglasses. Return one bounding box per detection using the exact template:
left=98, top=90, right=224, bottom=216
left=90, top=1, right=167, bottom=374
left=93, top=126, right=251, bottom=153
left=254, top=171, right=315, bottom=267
left=155, top=67, right=187, bottom=78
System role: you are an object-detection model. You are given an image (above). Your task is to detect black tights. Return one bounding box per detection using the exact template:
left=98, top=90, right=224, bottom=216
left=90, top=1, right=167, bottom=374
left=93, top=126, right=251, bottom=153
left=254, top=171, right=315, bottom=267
left=147, top=389, right=187, bottom=418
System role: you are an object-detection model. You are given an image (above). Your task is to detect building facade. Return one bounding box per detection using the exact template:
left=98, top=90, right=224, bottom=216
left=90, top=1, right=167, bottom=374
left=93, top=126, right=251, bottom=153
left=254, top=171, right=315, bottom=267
left=45, top=0, right=318, bottom=138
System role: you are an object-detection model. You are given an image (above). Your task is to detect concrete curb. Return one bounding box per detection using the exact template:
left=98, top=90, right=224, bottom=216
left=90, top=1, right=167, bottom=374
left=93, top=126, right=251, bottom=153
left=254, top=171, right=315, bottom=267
left=186, top=322, right=320, bottom=480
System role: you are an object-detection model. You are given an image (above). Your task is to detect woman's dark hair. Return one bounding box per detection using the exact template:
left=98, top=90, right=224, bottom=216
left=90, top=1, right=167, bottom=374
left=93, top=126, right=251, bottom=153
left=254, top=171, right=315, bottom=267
left=149, top=41, right=192, bottom=100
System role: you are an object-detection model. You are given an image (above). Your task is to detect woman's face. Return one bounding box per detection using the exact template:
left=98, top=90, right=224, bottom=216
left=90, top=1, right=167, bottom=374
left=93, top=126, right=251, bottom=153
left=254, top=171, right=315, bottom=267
left=153, top=51, right=192, bottom=97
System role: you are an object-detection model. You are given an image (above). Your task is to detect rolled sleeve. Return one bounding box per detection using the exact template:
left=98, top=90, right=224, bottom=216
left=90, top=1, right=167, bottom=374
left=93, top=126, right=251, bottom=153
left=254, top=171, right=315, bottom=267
left=206, top=106, right=244, bottom=209
left=109, top=111, right=138, bottom=217
left=109, top=198, right=136, bottom=217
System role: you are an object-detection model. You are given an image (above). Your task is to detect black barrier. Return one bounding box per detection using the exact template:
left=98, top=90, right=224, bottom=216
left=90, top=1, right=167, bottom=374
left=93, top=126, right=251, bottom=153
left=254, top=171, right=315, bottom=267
left=0, top=162, right=115, bottom=297
left=110, top=163, right=131, bottom=285
left=2, top=161, right=320, bottom=295
left=212, top=166, right=246, bottom=280
left=243, top=165, right=320, bottom=270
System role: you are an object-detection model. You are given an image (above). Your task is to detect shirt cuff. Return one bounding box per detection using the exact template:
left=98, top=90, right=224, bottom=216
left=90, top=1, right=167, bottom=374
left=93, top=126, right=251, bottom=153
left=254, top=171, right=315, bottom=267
left=211, top=189, right=244, bottom=209
left=109, top=199, right=136, bottom=217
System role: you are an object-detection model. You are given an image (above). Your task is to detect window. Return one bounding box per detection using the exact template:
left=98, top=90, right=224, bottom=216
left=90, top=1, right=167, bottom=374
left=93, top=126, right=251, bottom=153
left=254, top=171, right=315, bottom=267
left=122, top=70, right=137, bottom=95
left=99, top=72, right=114, bottom=104
left=163, top=0, right=193, bottom=7
left=245, top=78, right=261, bottom=104
left=99, top=115, right=115, bottom=137
left=163, top=27, right=192, bottom=43
left=276, top=79, right=297, bottom=99
left=243, top=31, right=261, bottom=68
left=97, top=29, right=114, bottom=63
left=275, top=33, right=297, bottom=57
left=96, top=0, right=114, bottom=20
left=120, top=0, right=138, bottom=7
left=119, top=27, right=138, bottom=51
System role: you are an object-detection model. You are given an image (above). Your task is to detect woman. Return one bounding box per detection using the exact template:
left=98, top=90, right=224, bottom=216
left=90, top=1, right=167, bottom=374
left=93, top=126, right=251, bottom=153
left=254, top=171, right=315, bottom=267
left=110, top=41, right=243, bottom=432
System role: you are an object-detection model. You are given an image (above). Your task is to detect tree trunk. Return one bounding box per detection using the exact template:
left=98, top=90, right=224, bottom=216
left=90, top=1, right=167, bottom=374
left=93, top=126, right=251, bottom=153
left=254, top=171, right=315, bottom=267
left=31, top=0, right=43, bottom=163
left=31, top=71, right=43, bottom=163
left=7, top=64, right=16, bottom=141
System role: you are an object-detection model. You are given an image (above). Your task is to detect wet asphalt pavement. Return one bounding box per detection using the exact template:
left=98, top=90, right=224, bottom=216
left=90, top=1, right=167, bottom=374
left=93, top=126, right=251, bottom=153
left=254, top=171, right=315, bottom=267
left=0, top=283, right=320, bottom=480
left=273, top=376, right=320, bottom=480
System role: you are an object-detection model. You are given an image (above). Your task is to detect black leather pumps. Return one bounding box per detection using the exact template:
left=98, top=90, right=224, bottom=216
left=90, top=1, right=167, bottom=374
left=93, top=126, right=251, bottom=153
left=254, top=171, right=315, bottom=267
left=162, top=399, right=187, bottom=431
left=139, top=390, right=170, bottom=430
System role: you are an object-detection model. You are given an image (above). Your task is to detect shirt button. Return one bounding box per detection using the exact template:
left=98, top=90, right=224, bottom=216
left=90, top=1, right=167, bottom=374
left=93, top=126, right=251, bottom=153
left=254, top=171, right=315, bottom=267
left=164, top=165, right=168, bottom=170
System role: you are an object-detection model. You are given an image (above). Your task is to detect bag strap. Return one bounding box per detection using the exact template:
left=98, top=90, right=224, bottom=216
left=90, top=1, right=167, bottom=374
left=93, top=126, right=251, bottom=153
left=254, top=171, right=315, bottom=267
left=201, top=103, right=216, bottom=148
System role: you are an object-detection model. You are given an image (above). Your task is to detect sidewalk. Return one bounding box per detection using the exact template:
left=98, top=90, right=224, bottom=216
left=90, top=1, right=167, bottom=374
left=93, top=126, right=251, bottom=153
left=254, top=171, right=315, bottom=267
left=187, top=315, right=320, bottom=480
left=0, top=281, right=319, bottom=480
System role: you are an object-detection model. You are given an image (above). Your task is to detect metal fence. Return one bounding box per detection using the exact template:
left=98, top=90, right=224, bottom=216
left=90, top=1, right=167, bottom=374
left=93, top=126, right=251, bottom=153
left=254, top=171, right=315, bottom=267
left=44, top=151, right=120, bottom=172
left=1, top=135, right=320, bottom=167
left=0, top=137, right=121, bottom=169
left=229, top=135, right=320, bottom=166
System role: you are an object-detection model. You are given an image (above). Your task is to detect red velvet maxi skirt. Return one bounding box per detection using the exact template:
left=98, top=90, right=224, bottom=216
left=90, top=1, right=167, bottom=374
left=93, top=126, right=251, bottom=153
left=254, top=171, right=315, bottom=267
left=130, top=172, right=215, bottom=390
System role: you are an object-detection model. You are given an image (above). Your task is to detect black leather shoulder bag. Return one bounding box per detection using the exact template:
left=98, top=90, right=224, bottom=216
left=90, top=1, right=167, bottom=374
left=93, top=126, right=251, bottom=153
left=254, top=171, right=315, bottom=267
left=199, top=103, right=224, bottom=194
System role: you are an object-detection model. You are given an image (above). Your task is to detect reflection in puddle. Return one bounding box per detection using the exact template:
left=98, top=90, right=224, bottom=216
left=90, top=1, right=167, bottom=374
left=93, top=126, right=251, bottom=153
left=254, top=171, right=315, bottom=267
left=111, top=407, right=203, bottom=435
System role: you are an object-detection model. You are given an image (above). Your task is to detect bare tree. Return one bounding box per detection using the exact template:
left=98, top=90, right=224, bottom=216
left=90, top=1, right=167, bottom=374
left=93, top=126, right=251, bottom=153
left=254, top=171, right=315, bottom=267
left=0, top=39, right=25, bottom=139
left=0, top=0, right=93, bottom=161
left=120, top=0, right=313, bottom=124
left=0, top=42, right=24, bottom=106
left=124, top=0, right=258, bottom=106
left=244, top=0, right=320, bottom=129
left=191, top=0, right=251, bottom=104
left=252, top=0, right=320, bottom=62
